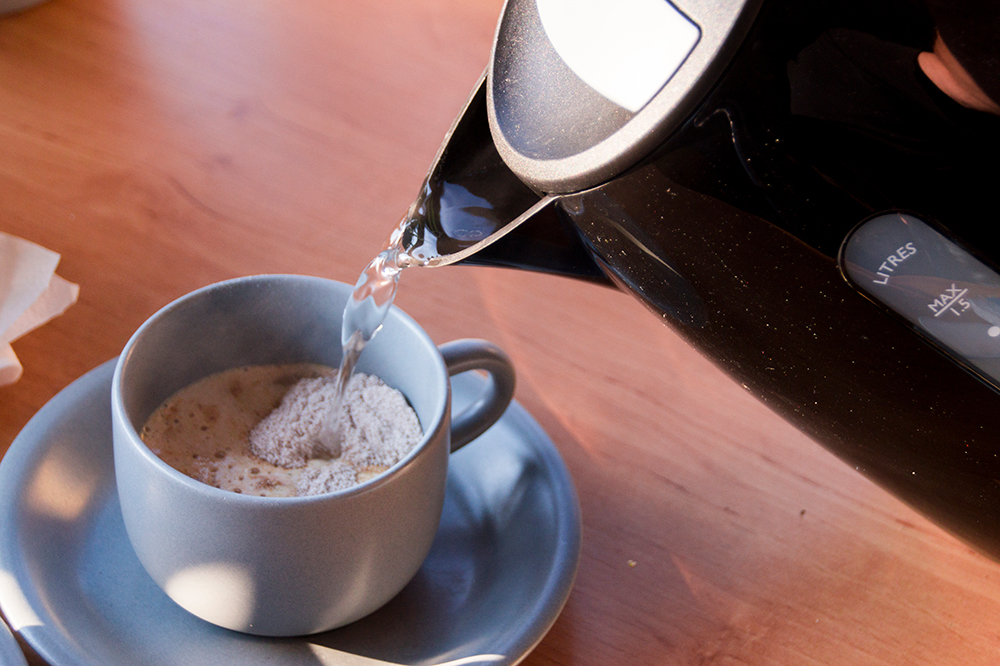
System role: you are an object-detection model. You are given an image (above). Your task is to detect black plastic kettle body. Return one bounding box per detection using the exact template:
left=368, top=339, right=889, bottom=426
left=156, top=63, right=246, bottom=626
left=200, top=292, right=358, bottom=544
left=413, top=0, right=1000, bottom=559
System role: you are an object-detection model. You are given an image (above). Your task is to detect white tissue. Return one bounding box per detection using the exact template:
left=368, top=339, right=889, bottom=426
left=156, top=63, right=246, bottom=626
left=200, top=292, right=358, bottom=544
left=0, top=233, right=79, bottom=386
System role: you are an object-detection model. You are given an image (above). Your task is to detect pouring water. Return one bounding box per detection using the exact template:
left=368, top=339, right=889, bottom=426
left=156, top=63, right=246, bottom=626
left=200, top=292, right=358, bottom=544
left=310, top=188, right=554, bottom=456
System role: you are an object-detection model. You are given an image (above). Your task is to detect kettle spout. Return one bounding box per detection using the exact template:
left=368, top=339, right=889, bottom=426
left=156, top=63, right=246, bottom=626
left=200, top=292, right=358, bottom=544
left=460, top=196, right=612, bottom=284
left=411, top=72, right=610, bottom=284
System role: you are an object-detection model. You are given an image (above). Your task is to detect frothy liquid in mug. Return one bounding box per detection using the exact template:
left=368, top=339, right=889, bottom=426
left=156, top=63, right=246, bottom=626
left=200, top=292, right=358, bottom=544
left=142, top=364, right=422, bottom=497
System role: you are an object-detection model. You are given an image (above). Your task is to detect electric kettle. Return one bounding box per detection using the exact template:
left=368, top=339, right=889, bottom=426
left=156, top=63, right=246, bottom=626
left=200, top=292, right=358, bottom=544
left=405, top=0, right=1000, bottom=560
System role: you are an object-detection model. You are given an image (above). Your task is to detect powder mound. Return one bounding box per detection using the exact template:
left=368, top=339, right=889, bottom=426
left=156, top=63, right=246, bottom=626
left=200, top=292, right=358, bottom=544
left=249, top=372, right=423, bottom=495
left=249, top=376, right=335, bottom=468
left=296, top=461, right=358, bottom=496
left=339, top=374, right=423, bottom=470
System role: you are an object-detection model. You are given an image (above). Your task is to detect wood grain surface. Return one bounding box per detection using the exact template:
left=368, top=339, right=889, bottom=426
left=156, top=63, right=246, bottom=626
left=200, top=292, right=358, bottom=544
left=2, top=0, right=1000, bottom=664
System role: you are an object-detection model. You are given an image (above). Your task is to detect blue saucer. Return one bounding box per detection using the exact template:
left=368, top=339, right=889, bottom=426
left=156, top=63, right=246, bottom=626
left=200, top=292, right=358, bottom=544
left=0, top=360, right=580, bottom=666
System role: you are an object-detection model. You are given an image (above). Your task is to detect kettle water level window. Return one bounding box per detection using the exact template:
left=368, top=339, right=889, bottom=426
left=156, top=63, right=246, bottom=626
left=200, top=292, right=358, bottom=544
left=842, top=213, right=1000, bottom=387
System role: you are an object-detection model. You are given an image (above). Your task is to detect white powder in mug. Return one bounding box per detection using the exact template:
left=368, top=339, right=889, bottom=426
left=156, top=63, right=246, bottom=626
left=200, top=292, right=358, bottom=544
left=249, top=372, right=423, bottom=496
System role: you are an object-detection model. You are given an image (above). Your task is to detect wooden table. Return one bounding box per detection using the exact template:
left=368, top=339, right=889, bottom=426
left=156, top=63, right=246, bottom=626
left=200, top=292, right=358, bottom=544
left=3, top=0, right=1000, bottom=663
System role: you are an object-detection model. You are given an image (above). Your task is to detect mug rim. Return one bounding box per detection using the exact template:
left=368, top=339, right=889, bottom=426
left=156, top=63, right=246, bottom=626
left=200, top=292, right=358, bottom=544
left=111, top=273, right=451, bottom=505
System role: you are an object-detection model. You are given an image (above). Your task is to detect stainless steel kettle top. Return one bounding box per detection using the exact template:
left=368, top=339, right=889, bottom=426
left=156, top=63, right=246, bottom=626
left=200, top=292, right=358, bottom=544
left=488, top=0, right=759, bottom=194
left=486, top=0, right=1000, bottom=196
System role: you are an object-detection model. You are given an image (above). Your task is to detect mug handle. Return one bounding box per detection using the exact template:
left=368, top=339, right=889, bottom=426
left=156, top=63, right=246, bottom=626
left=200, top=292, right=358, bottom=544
left=438, top=339, right=516, bottom=452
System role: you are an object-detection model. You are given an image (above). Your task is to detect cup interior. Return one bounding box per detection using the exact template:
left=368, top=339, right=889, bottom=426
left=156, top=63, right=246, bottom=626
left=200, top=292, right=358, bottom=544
left=114, top=275, right=449, bottom=481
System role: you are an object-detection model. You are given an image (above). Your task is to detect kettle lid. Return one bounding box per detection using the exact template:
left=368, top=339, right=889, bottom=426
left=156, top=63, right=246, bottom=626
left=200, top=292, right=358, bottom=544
left=488, top=0, right=761, bottom=194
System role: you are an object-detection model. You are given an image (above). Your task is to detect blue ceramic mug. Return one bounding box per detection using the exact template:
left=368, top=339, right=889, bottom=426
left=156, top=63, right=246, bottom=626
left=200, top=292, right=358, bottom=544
left=111, top=275, right=515, bottom=636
